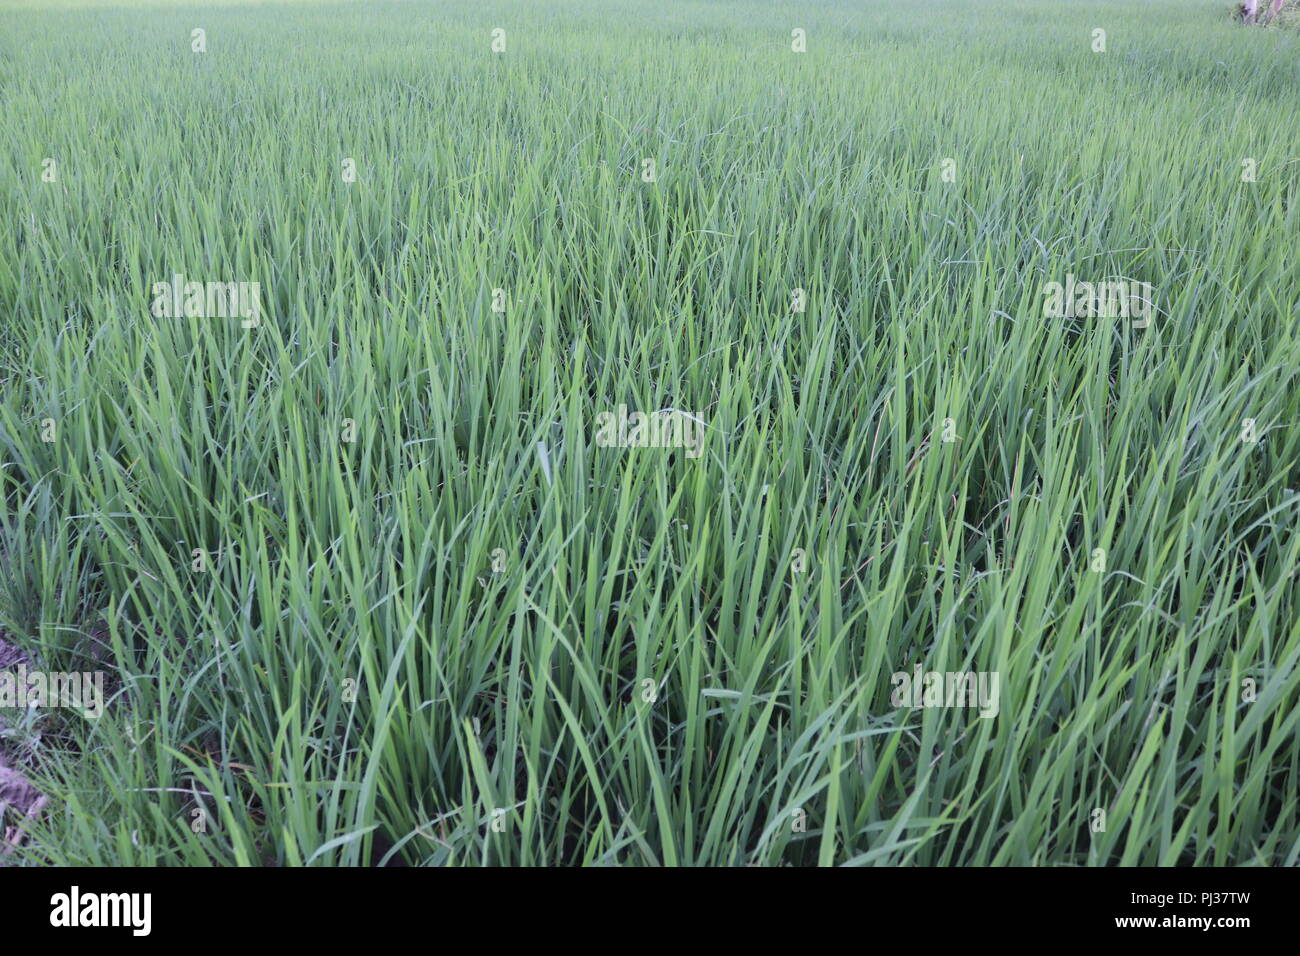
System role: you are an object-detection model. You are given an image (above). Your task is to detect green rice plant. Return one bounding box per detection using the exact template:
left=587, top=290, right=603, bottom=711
left=0, top=0, right=1297, bottom=866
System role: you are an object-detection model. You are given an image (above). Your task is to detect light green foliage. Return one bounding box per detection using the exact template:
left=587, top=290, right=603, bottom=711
left=0, top=0, right=1297, bottom=865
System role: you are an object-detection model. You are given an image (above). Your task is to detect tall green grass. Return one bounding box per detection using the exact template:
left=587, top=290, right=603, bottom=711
left=1, top=0, right=1298, bottom=865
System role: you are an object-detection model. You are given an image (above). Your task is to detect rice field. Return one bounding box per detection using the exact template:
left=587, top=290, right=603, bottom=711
left=1, top=0, right=1299, bottom=866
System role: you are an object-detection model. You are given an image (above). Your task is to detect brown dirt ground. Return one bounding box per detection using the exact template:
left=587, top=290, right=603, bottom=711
left=0, top=632, right=46, bottom=860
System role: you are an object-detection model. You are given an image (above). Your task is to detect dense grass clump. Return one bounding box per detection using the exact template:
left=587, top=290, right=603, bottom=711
left=0, top=0, right=1298, bottom=866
